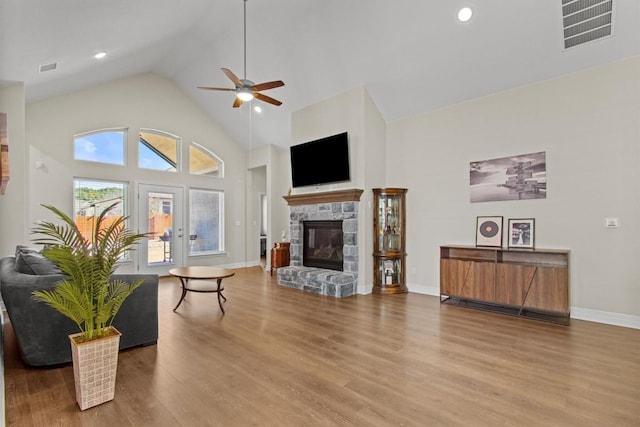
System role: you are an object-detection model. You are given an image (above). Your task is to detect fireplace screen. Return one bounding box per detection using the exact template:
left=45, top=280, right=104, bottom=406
left=303, top=220, right=344, bottom=271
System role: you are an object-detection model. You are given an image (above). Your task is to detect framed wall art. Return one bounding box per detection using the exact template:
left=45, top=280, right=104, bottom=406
left=470, top=151, right=546, bottom=203
left=508, top=218, right=535, bottom=249
left=476, top=216, right=503, bottom=247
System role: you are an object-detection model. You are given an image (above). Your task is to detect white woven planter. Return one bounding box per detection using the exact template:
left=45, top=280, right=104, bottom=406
left=69, top=326, right=121, bottom=410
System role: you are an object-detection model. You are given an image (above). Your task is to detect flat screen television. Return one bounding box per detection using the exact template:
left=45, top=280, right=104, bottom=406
left=290, top=132, right=350, bottom=188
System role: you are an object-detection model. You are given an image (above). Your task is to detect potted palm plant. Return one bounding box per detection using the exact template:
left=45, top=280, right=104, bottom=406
left=31, top=202, right=147, bottom=410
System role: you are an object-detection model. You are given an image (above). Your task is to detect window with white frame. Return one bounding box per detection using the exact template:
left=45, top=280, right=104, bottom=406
left=189, top=188, right=224, bottom=255
left=190, top=142, right=223, bottom=177
left=74, top=129, right=126, bottom=165
left=139, top=129, right=179, bottom=172
left=73, top=178, right=128, bottom=249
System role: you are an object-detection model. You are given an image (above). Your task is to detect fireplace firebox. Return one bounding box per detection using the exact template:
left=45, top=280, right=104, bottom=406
left=303, top=220, right=344, bottom=271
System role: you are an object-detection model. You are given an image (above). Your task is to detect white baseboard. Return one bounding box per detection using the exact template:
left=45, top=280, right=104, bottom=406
left=406, top=282, right=640, bottom=330
left=570, top=307, right=640, bottom=329
left=407, top=283, right=440, bottom=297
left=220, top=260, right=263, bottom=269
left=358, top=284, right=373, bottom=295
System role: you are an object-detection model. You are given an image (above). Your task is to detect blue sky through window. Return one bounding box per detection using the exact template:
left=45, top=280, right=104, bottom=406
left=74, top=130, right=125, bottom=165
left=139, top=142, right=176, bottom=171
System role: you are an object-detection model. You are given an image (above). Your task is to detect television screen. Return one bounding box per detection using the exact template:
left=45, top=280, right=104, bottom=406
left=290, top=132, right=350, bottom=188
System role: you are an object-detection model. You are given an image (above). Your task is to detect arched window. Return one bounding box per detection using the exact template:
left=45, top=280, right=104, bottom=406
left=139, top=129, right=179, bottom=172
left=190, top=142, right=223, bottom=177
left=74, top=129, right=126, bottom=165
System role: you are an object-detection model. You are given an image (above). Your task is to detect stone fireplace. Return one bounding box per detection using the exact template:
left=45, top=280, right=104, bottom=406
left=277, top=189, right=363, bottom=298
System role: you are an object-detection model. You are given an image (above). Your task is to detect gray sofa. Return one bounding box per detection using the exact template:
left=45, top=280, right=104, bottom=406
left=0, top=255, right=159, bottom=366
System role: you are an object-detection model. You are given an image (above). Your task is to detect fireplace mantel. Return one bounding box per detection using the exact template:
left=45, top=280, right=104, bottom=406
left=283, top=189, right=364, bottom=206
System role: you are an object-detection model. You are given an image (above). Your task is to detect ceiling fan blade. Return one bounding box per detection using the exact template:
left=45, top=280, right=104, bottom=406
left=252, top=80, right=285, bottom=92
left=254, top=92, right=282, bottom=106
left=233, top=97, right=243, bottom=108
left=197, top=86, right=235, bottom=91
left=222, top=68, right=243, bottom=87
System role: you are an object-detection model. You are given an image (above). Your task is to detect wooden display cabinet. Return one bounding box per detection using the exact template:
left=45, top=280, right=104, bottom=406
left=440, top=245, right=570, bottom=324
left=373, top=188, right=407, bottom=294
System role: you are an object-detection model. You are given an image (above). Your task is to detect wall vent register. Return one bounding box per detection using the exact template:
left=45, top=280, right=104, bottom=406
left=562, top=0, right=613, bottom=49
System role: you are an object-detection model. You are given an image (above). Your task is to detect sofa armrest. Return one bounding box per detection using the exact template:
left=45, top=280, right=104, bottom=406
left=111, top=274, right=159, bottom=349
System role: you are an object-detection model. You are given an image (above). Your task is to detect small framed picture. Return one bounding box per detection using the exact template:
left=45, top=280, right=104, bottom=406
left=476, top=216, right=503, bottom=247
left=508, top=218, right=535, bottom=249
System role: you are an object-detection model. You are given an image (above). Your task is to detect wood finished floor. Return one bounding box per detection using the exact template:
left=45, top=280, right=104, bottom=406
left=3, top=266, right=639, bottom=426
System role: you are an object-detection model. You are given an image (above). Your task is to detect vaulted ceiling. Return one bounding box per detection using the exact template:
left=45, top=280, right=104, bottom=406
left=1, top=0, right=639, bottom=150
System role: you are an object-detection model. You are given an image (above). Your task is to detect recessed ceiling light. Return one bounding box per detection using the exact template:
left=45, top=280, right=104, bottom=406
left=93, top=51, right=107, bottom=59
left=254, top=105, right=262, bottom=113
left=457, top=7, right=473, bottom=22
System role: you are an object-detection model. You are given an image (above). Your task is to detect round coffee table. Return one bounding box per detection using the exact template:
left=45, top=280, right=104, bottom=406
left=168, top=266, right=235, bottom=314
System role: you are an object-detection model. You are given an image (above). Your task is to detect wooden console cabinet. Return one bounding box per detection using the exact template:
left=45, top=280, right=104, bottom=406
left=440, top=245, right=569, bottom=324
left=270, top=242, right=290, bottom=276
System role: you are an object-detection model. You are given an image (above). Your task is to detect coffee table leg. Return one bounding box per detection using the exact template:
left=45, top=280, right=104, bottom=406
left=217, top=278, right=226, bottom=314
left=173, top=277, right=188, bottom=311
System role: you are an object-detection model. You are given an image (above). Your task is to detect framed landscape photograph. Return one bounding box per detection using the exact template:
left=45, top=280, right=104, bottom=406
left=508, top=218, right=535, bottom=249
left=476, top=216, right=503, bottom=247
left=470, top=151, right=546, bottom=203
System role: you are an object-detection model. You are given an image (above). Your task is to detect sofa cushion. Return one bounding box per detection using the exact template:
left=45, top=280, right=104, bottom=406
left=14, top=245, right=39, bottom=258
left=15, top=252, right=60, bottom=275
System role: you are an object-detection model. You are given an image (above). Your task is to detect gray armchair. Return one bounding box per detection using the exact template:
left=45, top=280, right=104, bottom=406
left=0, top=256, right=158, bottom=366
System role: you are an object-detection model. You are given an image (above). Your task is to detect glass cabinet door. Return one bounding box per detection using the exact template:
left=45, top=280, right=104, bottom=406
left=375, top=192, right=404, bottom=253
left=377, top=257, right=403, bottom=286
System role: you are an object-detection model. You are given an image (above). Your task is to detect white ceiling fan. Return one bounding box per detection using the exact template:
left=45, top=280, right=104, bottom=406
left=197, top=0, right=285, bottom=108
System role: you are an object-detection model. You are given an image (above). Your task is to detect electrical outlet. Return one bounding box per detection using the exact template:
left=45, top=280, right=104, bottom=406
left=605, top=217, right=619, bottom=228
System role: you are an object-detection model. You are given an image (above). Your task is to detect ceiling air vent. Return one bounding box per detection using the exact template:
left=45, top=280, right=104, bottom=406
left=38, top=62, right=58, bottom=73
left=562, top=0, right=613, bottom=49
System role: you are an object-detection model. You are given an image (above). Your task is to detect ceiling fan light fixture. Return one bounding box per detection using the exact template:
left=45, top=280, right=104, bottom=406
left=197, top=0, right=284, bottom=108
left=237, top=89, right=254, bottom=102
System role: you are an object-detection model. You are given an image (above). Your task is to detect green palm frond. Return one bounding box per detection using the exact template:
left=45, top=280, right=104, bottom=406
left=32, top=281, right=93, bottom=332
left=30, top=203, right=148, bottom=341
left=96, top=279, right=143, bottom=327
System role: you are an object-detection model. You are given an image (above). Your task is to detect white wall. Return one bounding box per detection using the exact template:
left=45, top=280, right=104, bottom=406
left=25, top=73, right=248, bottom=271
left=387, top=57, right=640, bottom=323
left=270, top=144, right=292, bottom=269
left=246, top=165, right=266, bottom=265
left=247, top=143, right=290, bottom=271
left=0, top=84, right=28, bottom=256
left=362, top=90, right=387, bottom=287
